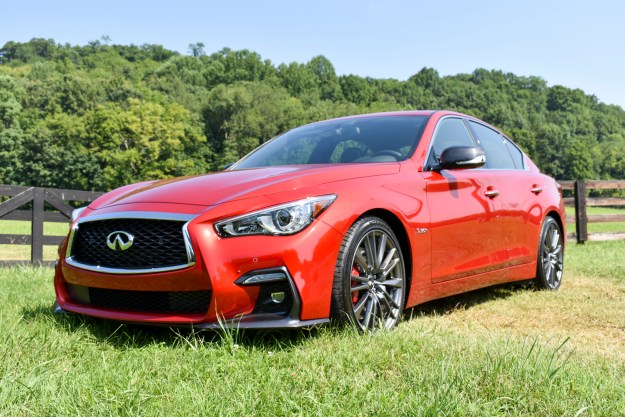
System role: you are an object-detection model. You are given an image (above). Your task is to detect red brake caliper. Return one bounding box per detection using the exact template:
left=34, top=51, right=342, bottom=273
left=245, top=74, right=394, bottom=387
left=351, top=265, right=361, bottom=303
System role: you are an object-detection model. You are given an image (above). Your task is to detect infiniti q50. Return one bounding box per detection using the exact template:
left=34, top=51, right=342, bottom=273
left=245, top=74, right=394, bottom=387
left=54, top=111, right=565, bottom=331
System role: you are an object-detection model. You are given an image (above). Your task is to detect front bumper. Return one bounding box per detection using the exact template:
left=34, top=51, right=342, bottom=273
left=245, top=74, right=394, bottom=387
left=53, top=302, right=330, bottom=329
left=54, top=207, right=343, bottom=328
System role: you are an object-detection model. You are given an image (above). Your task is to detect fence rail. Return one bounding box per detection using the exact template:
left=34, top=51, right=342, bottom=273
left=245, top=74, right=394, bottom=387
left=0, top=185, right=103, bottom=266
left=560, top=180, right=625, bottom=243
left=1, top=181, right=624, bottom=266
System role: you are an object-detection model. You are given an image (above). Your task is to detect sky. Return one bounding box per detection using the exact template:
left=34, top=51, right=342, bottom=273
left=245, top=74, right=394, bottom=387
left=2, top=0, right=625, bottom=109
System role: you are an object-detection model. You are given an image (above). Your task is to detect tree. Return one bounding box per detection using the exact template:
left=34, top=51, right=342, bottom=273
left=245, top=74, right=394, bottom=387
left=1, top=38, right=625, bottom=189
left=306, top=55, right=342, bottom=101
left=188, top=42, right=205, bottom=57
left=83, top=98, right=210, bottom=190
left=339, top=75, right=378, bottom=105
left=203, top=81, right=307, bottom=169
left=0, top=75, right=25, bottom=184
left=277, top=62, right=319, bottom=98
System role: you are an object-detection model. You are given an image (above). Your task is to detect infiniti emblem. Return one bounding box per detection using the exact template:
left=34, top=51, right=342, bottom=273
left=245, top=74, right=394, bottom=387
left=106, top=231, right=134, bottom=251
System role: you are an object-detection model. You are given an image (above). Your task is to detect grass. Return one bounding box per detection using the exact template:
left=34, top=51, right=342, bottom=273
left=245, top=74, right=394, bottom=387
left=0, top=219, right=70, bottom=235
left=566, top=206, right=625, bottom=234
left=0, top=241, right=624, bottom=415
left=0, top=220, right=68, bottom=262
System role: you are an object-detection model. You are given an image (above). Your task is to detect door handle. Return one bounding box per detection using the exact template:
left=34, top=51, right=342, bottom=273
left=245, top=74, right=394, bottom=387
left=484, top=189, right=499, bottom=198
left=531, top=186, right=543, bottom=194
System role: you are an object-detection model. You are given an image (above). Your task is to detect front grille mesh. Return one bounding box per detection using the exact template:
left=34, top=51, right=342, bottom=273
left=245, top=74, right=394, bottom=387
left=71, top=218, right=189, bottom=269
left=67, top=284, right=210, bottom=314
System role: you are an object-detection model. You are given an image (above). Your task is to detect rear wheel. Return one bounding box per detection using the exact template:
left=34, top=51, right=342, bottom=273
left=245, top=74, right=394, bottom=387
left=535, top=217, right=564, bottom=290
left=331, top=216, right=406, bottom=331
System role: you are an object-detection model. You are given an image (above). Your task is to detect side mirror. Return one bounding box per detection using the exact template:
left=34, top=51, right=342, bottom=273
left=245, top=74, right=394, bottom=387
left=438, top=146, right=486, bottom=170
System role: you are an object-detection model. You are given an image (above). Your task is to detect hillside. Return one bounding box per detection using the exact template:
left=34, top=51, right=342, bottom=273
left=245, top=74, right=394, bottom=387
left=1, top=38, right=624, bottom=191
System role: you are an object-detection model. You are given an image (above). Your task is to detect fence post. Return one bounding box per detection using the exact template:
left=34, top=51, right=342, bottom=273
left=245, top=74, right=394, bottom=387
left=31, top=187, right=44, bottom=264
left=574, top=180, right=588, bottom=243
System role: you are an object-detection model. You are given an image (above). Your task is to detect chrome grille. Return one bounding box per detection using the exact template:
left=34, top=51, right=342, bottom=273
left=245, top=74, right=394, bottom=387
left=70, top=218, right=189, bottom=270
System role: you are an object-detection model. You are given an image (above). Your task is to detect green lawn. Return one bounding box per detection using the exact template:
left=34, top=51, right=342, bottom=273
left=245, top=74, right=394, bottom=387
left=0, top=219, right=70, bottom=235
left=566, top=206, right=625, bottom=234
left=0, top=220, right=68, bottom=262
left=1, top=241, right=624, bottom=416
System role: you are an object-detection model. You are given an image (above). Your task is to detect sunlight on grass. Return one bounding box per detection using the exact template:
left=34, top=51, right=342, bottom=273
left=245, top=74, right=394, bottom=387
left=0, top=244, right=59, bottom=261
left=0, top=241, right=624, bottom=415
left=566, top=206, right=625, bottom=234
left=0, top=220, right=69, bottom=236
left=0, top=220, right=67, bottom=261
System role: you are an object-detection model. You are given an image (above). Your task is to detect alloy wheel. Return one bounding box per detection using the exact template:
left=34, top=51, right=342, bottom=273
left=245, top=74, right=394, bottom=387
left=349, top=229, right=405, bottom=330
left=541, top=220, right=564, bottom=289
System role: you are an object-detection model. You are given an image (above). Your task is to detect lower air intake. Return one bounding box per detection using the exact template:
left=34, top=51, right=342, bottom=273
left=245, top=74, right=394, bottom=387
left=66, top=284, right=210, bottom=314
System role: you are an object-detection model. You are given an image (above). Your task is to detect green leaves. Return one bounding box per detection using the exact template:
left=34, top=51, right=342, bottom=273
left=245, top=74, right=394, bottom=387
left=204, top=82, right=307, bottom=170
left=1, top=38, right=625, bottom=191
left=82, top=98, right=210, bottom=190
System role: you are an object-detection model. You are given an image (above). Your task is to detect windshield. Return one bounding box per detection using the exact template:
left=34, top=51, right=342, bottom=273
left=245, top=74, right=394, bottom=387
left=231, top=115, right=429, bottom=170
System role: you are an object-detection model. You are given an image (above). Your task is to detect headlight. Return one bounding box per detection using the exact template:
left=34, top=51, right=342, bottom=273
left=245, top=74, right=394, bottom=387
left=214, top=195, right=337, bottom=237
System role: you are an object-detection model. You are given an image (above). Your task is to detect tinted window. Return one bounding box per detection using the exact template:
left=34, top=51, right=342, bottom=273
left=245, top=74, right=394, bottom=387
left=329, top=140, right=367, bottom=163
left=504, top=138, right=525, bottom=169
left=262, top=135, right=323, bottom=166
left=468, top=121, right=515, bottom=169
left=428, top=118, right=475, bottom=167
left=232, top=116, right=429, bottom=169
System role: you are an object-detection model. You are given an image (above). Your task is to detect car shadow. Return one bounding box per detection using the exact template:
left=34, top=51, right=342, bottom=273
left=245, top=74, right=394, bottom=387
left=20, top=281, right=535, bottom=346
left=404, top=281, right=533, bottom=319
left=20, top=303, right=321, bottom=350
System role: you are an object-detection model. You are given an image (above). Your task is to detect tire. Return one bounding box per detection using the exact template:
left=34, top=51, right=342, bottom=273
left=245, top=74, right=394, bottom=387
left=331, top=216, right=406, bottom=331
left=534, top=217, right=564, bottom=290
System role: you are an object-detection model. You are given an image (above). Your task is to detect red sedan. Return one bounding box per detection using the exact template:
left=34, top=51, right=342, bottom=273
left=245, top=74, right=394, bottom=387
left=54, top=111, right=565, bottom=331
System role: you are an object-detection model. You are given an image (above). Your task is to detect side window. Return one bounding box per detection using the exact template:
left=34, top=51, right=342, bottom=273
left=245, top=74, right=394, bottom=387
left=504, top=137, right=525, bottom=169
left=468, top=121, right=515, bottom=169
left=428, top=118, right=475, bottom=166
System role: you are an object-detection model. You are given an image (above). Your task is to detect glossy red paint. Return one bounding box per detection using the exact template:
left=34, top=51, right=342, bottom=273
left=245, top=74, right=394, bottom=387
left=54, top=110, right=565, bottom=329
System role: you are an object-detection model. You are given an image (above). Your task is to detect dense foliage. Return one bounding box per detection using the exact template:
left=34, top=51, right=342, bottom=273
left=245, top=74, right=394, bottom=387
left=1, top=38, right=624, bottom=191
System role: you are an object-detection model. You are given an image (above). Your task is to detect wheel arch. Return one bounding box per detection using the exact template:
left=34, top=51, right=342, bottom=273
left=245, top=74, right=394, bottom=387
left=535, top=210, right=565, bottom=290
left=359, top=208, right=413, bottom=300
left=545, top=209, right=566, bottom=247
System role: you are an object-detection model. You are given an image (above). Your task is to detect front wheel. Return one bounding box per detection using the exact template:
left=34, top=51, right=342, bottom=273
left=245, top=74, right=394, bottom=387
left=331, top=216, right=406, bottom=331
left=534, top=217, right=564, bottom=290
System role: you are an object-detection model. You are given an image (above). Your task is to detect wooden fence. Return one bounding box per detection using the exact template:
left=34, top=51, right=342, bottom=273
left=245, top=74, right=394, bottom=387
left=1, top=181, right=624, bottom=266
left=0, top=185, right=103, bottom=266
left=560, top=180, right=625, bottom=243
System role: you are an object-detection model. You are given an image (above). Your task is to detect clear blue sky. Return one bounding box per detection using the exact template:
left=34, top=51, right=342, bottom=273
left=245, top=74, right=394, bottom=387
left=2, top=0, right=625, bottom=108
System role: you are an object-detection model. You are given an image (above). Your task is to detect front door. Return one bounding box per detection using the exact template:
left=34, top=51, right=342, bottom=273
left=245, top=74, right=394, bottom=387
left=425, top=170, right=501, bottom=283
left=423, top=117, right=502, bottom=283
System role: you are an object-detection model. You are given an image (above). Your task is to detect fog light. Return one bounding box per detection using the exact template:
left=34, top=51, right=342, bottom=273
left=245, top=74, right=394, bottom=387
left=235, top=270, right=288, bottom=286
left=240, top=268, right=294, bottom=316
left=270, top=292, right=285, bottom=303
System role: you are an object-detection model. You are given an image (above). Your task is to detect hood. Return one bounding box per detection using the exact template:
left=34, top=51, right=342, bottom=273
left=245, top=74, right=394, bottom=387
left=89, top=164, right=399, bottom=209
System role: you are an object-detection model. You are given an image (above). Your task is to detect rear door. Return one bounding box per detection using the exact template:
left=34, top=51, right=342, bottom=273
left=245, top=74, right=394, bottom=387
left=467, top=120, right=539, bottom=268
